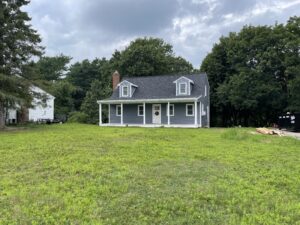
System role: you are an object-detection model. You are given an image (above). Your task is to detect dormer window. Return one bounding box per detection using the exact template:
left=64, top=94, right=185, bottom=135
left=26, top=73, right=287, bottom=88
left=179, top=83, right=187, bottom=95
left=122, top=85, right=129, bottom=97
left=118, top=80, right=138, bottom=98
left=173, top=76, right=194, bottom=96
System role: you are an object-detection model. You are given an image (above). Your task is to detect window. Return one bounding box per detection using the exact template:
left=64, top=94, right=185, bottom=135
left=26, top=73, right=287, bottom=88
left=138, top=105, right=144, bottom=116
left=116, top=105, right=121, bottom=116
left=167, top=104, right=174, bottom=116
left=179, top=83, right=187, bottom=95
left=122, top=85, right=129, bottom=97
left=186, top=104, right=194, bottom=116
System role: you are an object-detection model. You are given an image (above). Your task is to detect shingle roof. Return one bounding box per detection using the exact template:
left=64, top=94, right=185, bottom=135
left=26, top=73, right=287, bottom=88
left=108, top=73, right=208, bottom=100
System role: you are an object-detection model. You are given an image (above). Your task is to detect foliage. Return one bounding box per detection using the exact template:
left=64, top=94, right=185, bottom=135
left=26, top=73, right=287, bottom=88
left=81, top=80, right=110, bottom=124
left=67, top=112, right=88, bottom=123
left=52, top=81, right=76, bottom=117
left=0, top=124, right=300, bottom=224
left=111, top=37, right=194, bottom=76
left=201, top=16, right=300, bottom=127
left=67, top=58, right=112, bottom=110
left=35, top=54, right=72, bottom=81
left=0, top=0, right=42, bottom=128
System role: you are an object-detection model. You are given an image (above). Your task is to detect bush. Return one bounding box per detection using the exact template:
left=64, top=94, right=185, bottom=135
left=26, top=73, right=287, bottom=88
left=68, top=112, right=88, bottom=123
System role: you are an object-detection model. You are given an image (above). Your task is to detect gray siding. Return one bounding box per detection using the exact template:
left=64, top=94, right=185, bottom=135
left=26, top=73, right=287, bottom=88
left=109, top=104, right=121, bottom=123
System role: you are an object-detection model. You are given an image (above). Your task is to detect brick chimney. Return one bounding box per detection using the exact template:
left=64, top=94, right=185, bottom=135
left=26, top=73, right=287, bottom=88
left=112, top=70, right=120, bottom=90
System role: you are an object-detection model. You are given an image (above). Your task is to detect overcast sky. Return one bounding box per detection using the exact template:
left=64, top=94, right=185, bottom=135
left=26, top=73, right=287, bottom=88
left=25, top=0, right=300, bottom=68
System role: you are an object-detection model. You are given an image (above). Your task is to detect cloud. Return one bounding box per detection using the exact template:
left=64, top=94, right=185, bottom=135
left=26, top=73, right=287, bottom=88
left=25, top=0, right=300, bottom=68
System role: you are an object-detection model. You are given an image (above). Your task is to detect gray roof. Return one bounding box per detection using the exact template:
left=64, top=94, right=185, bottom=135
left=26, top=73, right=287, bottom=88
left=108, top=73, right=208, bottom=100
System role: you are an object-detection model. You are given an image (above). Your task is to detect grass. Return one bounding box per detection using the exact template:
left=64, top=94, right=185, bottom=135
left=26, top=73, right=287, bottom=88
left=0, top=124, right=300, bottom=225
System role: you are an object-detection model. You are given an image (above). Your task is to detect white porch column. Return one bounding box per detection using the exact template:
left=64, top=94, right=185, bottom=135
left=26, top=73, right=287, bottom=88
left=99, top=103, right=102, bottom=126
left=194, top=101, right=197, bottom=126
left=200, top=102, right=202, bottom=127
left=167, top=102, right=170, bottom=125
left=108, top=104, right=110, bottom=124
left=143, top=102, right=146, bottom=125
left=121, top=103, right=123, bottom=125
left=207, top=105, right=210, bottom=128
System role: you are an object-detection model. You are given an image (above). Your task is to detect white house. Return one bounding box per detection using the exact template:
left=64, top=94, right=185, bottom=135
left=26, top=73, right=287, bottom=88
left=6, top=86, right=55, bottom=123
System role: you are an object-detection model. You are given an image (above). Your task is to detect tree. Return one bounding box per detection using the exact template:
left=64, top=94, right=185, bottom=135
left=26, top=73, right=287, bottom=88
left=67, top=58, right=111, bottom=110
left=111, top=37, right=194, bottom=77
left=35, top=54, right=72, bottom=81
left=0, top=0, right=43, bottom=128
left=201, top=17, right=300, bottom=127
left=81, top=80, right=110, bottom=124
left=52, top=81, right=76, bottom=117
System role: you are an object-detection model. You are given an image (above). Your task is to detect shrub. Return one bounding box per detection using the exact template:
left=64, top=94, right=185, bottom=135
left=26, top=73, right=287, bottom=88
left=68, top=112, right=88, bottom=123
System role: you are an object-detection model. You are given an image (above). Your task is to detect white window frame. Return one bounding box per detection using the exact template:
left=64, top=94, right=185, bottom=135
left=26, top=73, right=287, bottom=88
left=121, top=85, right=129, bottom=97
left=179, top=82, right=187, bottom=95
left=116, top=105, right=121, bottom=116
left=186, top=104, right=194, bottom=116
left=166, top=104, right=174, bottom=116
left=137, top=105, right=144, bottom=116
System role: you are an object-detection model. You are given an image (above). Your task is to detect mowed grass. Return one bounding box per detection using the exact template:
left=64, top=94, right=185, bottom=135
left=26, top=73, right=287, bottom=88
left=0, top=124, right=300, bottom=225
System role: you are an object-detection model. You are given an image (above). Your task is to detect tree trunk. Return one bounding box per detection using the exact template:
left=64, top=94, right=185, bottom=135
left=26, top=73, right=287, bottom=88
left=0, top=101, right=5, bottom=129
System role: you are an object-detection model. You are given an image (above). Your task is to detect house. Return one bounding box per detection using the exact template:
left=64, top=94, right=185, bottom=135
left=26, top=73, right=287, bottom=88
left=97, top=71, right=209, bottom=128
left=6, top=86, right=55, bottom=124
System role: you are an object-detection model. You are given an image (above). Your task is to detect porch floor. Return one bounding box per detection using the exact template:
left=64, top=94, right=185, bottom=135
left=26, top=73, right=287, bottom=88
left=100, top=123, right=203, bottom=128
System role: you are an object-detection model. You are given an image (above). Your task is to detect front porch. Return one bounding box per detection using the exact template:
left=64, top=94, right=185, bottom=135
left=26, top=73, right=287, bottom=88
left=98, top=98, right=209, bottom=128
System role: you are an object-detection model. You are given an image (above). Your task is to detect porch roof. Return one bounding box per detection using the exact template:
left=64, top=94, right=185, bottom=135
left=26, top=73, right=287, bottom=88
left=97, top=97, right=200, bottom=104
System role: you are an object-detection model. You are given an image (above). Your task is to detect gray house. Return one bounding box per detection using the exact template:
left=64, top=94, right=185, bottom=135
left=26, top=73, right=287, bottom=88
left=97, top=71, right=210, bottom=128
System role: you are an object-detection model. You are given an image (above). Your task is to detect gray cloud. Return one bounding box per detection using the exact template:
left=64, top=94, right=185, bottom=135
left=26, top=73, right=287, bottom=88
left=79, top=0, right=179, bottom=35
left=25, top=0, right=300, bottom=68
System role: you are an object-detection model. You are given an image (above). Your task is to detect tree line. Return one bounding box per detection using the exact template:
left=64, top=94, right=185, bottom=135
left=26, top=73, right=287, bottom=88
left=201, top=16, right=300, bottom=127
left=0, top=0, right=299, bottom=128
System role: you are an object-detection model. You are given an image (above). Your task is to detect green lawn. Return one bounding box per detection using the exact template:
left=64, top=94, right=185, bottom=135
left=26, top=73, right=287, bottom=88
left=0, top=124, right=300, bottom=225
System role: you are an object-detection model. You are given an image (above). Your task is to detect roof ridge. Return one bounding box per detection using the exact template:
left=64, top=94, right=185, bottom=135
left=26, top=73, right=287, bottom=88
left=122, top=73, right=206, bottom=80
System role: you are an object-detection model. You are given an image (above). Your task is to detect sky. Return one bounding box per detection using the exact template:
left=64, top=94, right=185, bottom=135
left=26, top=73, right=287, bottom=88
left=25, top=0, right=300, bottom=68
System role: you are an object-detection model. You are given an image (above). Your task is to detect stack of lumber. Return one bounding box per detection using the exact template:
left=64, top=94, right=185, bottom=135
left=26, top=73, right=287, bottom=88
left=256, top=128, right=283, bottom=136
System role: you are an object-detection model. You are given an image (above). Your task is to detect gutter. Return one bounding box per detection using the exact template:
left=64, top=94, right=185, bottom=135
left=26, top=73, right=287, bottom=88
left=97, top=96, right=202, bottom=104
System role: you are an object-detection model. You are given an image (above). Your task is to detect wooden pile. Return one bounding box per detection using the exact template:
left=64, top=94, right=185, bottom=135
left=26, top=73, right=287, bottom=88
left=256, top=128, right=283, bottom=136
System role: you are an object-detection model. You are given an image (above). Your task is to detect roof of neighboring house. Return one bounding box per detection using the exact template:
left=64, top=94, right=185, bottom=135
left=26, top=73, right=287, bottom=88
left=108, top=73, right=208, bottom=100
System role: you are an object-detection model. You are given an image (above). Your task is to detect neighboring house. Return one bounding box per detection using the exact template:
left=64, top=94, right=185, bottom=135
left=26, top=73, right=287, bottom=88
left=97, top=71, right=210, bottom=128
left=6, top=86, right=55, bottom=124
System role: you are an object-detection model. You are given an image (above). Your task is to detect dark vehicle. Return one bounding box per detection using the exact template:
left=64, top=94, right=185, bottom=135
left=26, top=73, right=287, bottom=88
left=278, top=112, right=300, bottom=132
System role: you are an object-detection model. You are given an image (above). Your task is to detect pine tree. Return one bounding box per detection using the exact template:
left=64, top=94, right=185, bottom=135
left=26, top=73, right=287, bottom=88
left=0, top=0, right=43, bottom=128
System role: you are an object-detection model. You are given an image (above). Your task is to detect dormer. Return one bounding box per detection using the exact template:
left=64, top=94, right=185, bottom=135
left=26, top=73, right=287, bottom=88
left=118, top=80, right=138, bottom=98
left=173, top=76, right=194, bottom=96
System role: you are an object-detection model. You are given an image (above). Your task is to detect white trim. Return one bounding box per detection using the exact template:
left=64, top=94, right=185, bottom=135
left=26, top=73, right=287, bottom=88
left=137, top=105, right=144, bottom=116
left=167, top=102, right=170, bottom=125
left=205, top=85, right=207, bottom=97
left=173, top=76, right=194, bottom=84
left=97, top=97, right=200, bottom=104
left=166, top=104, right=174, bottom=116
left=194, top=101, right=197, bottom=125
left=116, top=105, right=121, bottom=116
left=207, top=105, right=210, bottom=128
left=121, top=103, right=123, bottom=124
left=121, top=85, right=129, bottom=97
left=179, top=82, right=187, bottom=95
left=117, top=80, right=138, bottom=88
left=186, top=104, right=194, bottom=116
left=143, top=102, right=146, bottom=125
left=200, top=102, right=202, bottom=127
left=99, top=103, right=102, bottom=125
left=108, top=104, right=110, bottom=124
left=100, top=123, right=201, bottom=128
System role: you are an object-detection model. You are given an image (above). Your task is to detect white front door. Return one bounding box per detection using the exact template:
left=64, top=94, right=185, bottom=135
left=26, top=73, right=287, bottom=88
left=152, top=104, right=161, bottom=124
